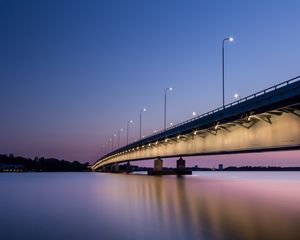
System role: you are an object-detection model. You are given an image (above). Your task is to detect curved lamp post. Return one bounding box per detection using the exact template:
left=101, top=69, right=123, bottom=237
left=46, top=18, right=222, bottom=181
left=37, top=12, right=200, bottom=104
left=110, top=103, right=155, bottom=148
left=126, top=120, right=133, bottom=145
left=164, top=87, right=173, bottom=130
left=117, top=128, right=123, bottom=148
left=112, top=134, right=116, bottom=151
left=222, top=37, right=234, bottom=107
left=139, top=108, right=146, bottom=140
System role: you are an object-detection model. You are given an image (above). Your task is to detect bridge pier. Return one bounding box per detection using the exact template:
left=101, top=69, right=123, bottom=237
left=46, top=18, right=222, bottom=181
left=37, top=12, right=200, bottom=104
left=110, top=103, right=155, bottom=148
left=175, top=157, right=192, bottom=175
left=176, top=157, right=185, bottom=170
left=126, top=161, right=132, bottom=174
left=147, top=157, right=192, bottom=175
left=113, top=163, right=119, bottom=173
left=154, top=157, right=163, bottom=171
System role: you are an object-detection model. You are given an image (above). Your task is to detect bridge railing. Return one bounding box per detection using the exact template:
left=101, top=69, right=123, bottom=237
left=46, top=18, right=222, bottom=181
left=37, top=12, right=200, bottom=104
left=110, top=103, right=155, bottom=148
left=145, top=75, right=300, bottom=138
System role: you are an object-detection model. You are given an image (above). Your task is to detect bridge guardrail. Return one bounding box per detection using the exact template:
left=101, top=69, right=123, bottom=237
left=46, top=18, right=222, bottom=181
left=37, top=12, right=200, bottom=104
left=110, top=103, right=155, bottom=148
left=146, top=75, right=300, bottom=137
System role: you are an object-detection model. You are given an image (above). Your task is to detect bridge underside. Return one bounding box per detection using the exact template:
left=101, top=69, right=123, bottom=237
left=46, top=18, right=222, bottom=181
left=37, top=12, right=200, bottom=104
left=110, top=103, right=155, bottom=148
left=92, top=103, right=300, bottom=170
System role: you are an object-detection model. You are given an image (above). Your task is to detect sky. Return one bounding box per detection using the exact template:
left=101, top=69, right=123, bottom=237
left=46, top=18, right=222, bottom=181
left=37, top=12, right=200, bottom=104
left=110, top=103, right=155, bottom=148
left=0, top=0, right=300, bottom=166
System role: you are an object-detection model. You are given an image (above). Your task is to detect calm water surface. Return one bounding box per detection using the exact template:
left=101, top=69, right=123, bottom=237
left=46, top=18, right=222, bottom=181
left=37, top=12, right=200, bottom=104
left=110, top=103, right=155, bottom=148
left=1, top=172, right=300, bottom=240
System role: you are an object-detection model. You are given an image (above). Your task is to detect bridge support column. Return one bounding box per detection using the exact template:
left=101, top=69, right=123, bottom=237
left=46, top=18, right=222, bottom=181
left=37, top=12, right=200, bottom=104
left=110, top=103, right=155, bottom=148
left=126, top=161, right=131, bottom=174
left=101, top=166, right=107, bottom=172
left=154, top=157, right=163, bottom=171
left=176, top=157, right=185, bottom=170
left=175, top=157, right=192, bottom=175
left=113, top=163, right=119, bottom=172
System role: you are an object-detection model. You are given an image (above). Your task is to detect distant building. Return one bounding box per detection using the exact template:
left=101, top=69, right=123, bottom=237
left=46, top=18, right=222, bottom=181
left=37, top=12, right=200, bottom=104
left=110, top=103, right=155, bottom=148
left=218, top=164, right=223, bottom=171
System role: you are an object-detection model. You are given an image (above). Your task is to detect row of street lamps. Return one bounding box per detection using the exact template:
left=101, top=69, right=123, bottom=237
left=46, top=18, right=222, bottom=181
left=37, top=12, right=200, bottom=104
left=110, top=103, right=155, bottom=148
left=102, top=87, right=173, bottom=155
left=101, top=36, right=235, bottom=156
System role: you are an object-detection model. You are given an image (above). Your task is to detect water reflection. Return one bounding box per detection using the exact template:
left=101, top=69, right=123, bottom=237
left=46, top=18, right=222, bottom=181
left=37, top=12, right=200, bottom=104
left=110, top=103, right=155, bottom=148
left=0, top=172, right=300, bottom=240
left=94, top=172, right=300, bottom=240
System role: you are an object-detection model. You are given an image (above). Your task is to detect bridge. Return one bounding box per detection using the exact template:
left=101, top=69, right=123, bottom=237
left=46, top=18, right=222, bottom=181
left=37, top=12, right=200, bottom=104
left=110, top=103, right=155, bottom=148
left=92, top=75, right=300, bottom=172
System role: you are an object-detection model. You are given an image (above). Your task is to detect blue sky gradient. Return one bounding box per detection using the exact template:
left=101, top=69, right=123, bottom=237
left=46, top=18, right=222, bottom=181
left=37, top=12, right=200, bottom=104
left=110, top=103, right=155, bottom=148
left=1, top=0, right=300, bottom=165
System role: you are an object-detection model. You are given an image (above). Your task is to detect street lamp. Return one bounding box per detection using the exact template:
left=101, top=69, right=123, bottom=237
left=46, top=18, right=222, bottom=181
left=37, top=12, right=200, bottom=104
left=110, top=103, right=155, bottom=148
left=234, top=93, right=241, bottom=100
left=126, top=120, right=133, bottom=145
left=100, top=145, right=104, bottom=156
left=105, top=141, right=109, bottom=154
left=112, top=134, right=116, bottom=151
left=164, top=87, right=173, bottom=130
left=109, top=138, right=112, bottom=152
left=102, top=143, right=106, bottom=156
left=192, top=112, right=197, bottom=116
left=117, top=128, right=123, bottom=148
left=222, top=37, right=234, bottom=107
left=140, top=108, right=146, bottom=140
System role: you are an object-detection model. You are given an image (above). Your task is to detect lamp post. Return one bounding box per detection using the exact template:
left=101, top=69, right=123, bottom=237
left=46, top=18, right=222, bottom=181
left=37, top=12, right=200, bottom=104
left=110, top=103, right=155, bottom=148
left=109, top=138, right=112, bottom=152
left=222, top=37, right=234, bottom=107
left=139, top=108, right=146, bottom=140
left=126, top=120, right=133, bottom=145
left=101, top=144, right=105, bottom=156
left=112, top=134, right=116, bottom=151
left=105, top=141, right=108, bottom=154
left=164, top=87, right=173, bottom=130
left=117, top=128, right=123, bottom=148
left=234, top=93, right=241, bottom=100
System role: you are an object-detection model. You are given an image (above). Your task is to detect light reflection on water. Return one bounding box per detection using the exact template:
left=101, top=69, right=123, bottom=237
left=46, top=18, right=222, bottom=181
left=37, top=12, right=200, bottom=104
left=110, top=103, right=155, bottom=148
left=0, top=172, right=300, bottom=240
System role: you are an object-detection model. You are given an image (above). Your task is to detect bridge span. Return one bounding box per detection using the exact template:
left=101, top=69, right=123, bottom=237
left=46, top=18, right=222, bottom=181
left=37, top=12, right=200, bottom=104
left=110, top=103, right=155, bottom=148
left=92, top=76, right=300, bottom=171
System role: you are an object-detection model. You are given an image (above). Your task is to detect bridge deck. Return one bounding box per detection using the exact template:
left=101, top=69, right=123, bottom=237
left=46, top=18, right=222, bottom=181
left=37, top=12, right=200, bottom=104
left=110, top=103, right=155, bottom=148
left=94, top=75, right=300, bottom=169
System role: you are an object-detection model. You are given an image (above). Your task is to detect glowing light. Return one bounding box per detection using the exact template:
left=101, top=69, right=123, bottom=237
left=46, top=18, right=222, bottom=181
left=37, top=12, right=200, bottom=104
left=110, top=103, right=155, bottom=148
left=192, top=112, right=197, bottom=116
left=229, top=37, right=234, bottom=42
left=234, top=93, right=241, bottom=99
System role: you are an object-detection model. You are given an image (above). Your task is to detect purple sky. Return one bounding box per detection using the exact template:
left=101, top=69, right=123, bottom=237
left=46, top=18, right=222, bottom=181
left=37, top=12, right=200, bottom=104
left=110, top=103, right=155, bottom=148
left=0, top=0, right=300, bottom=165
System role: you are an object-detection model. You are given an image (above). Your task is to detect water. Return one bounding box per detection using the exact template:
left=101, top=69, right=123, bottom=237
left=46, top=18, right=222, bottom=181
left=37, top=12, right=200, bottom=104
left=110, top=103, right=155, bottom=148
left=1, top=172, right=300, bottom=240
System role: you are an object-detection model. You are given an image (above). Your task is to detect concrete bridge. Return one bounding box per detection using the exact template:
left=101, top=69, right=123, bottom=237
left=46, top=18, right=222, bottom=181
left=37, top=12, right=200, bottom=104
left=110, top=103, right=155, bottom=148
left=92, top=75, right=300, bottom=172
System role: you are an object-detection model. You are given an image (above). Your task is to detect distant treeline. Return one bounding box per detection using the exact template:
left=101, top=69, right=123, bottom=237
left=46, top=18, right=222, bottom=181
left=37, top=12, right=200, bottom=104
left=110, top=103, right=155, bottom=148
left=0, top=154, right=89, bottom=172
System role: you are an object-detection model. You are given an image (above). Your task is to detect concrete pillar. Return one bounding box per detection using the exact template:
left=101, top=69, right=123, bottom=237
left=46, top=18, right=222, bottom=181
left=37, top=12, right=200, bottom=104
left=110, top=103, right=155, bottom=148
left=154, top=157, right=163, bottom=171
left=177, top=157, right=186, bottom=170
left=113, top=163, right=119, bottom=172
left=126, top=161, right=131, bottom=173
